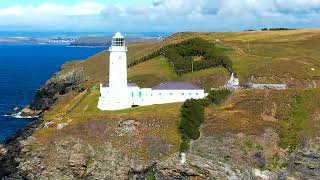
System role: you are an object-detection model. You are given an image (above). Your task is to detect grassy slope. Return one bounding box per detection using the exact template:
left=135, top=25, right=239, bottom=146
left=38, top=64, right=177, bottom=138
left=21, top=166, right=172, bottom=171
left=59, top=29, right=320, bottom=89
left=35, top=29, right=320, bottom=164
left=177, top=29, right=320, bottom=85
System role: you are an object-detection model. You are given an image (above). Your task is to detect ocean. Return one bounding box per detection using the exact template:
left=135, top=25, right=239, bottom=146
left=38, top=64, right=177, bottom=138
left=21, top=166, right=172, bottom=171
left=0, top=44, right=105, bottom=142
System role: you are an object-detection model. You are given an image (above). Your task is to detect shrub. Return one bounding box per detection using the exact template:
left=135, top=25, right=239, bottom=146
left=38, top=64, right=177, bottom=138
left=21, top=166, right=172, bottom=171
left=128, top=37, right=233, bottom=75
left=162, top=38, right=232, bottom=74
left=180, top=139, right=190, bottom=152
left=179, top=99, right=205, bottom=152
left=207, top=89, right=232, bottom=105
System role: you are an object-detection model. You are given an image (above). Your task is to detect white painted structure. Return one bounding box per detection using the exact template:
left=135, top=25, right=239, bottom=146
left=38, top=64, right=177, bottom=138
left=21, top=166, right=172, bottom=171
left=180, top=152, right=187, bottom=164
left=225, top=73, right=240, bottom=90
left=250, top=83, right=286, bottom=90
left=98, top=32, right=206, bottom=111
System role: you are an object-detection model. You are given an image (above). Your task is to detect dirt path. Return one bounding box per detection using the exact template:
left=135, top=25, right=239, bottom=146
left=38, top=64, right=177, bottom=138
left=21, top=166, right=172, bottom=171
left=232, top=45, right=246, bottom=55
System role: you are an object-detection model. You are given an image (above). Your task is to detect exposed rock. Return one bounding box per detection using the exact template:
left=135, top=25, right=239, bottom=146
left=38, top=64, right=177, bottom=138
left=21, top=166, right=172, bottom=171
left=13, top=107, right=20, bottom=112
left=69, top=153, right=87, bottom=177
left=19, top=138, right=33, bottom=154
left=29, top=68, right=86, bottom=111
left=286, top=137, right=320, bottom=179
left=0, top=118, right=43, bottom=178
left=157, top=153, right=255, bottom=179
left=44, top=122, right=55, bottom=128
left=252, top=169, right=275, bottom=180
left=6, top=107, right=20, bottom=116
left=0, top=145, right=7, bottom=158
left=116, top=119, right=139, bottom=136
left=68, top=142, right=87, bottom=177
left=57, top=123, right=68, bottom=130
left=65, top=85, right=85, bottom=94
left=20, top=106, right=41, bottom=117
left=254, top=152, right=266, bottom=169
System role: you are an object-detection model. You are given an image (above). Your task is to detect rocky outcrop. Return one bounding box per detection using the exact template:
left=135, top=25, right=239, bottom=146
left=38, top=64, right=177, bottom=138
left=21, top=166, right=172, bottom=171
left=285, top=137, right=320, bottom=179
left=116, top=119, right=139, bottom=136
left=57, top=123, right=68, bottom=130
left=68, top=143, right=88, bottom=177
left=20, top=106, right=42, bottom=117
left=5, top=107, right=20, bottom=116
left=29, top=68, right=87, bottom=113
left=0, top=118, right=43, bottom=178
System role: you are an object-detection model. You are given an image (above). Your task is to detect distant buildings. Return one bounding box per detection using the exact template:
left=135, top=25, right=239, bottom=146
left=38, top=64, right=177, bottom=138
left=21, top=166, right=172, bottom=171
left=98, top=32, right=206, bottom=111
left=49, top=37, right=76, bottom=44
left=225, top=73, right=287, bottom=90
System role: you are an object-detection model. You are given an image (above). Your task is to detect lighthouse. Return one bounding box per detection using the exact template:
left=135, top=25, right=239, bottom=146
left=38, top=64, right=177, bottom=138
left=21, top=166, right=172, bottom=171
left=109, top=32, right=128, bottom=96
left=98, top=32, right=131, bottom=110
left=98, top=32, right=206, bottom=111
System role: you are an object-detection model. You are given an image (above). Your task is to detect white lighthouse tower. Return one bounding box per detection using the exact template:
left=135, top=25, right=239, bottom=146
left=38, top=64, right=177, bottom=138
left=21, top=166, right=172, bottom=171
left=109, top=32, right=128, bottom=93
left=98, top=32, right=131, bottom=110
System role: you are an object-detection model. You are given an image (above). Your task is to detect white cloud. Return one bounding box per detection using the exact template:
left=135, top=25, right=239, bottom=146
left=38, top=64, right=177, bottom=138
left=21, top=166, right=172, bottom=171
left=0, top=6, right=25, bottom=16
left=0, top=0, right=320, bottom=31
left=0, top=2, right=104, bottom=16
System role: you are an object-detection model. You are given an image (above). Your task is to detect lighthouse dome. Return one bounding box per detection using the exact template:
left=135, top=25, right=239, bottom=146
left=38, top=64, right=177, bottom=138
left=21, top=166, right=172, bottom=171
left=113, top=32, right=124, bottom=39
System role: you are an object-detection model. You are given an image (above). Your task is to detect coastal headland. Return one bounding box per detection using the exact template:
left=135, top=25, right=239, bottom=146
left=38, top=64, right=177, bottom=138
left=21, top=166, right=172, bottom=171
left=1, top=29, right=320, bottom=179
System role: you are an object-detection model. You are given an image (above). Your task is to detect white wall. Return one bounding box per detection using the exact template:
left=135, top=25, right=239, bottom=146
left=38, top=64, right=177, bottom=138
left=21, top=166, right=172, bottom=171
left=99, top=85, right=206, bottom=110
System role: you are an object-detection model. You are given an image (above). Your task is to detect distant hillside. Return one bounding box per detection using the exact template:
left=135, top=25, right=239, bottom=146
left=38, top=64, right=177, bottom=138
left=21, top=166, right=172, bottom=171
left=70, top=36, right=159, bottom=47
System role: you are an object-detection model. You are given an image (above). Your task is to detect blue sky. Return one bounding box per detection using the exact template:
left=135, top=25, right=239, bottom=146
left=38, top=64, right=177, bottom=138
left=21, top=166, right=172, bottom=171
left=0, top=0, right=319, bottom=32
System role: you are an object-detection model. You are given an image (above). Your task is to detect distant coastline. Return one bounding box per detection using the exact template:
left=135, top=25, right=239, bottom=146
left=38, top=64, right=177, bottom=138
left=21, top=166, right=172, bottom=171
left=0, top=31, right=170, bottom=46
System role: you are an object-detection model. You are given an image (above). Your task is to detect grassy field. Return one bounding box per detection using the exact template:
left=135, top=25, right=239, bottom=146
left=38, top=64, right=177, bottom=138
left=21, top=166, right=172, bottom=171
left=169, top=29, right=320, bottom=86
left=128, top=56, right=229, bottom=90
left=54, top=29, right=320, bottom=90
left=35, top=29, right=320, bottom=165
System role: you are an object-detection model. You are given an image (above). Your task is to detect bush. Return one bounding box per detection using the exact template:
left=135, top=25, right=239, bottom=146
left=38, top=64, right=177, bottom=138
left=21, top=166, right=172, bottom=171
left=178, top=93, right=231, bottom=152
left=180, top=139, right=190, bottom=152
left=207, top=89, right=232, bottom=105
left=161, top=38, right=232, bottom=74
left=179, top=99, right=205, bottom=152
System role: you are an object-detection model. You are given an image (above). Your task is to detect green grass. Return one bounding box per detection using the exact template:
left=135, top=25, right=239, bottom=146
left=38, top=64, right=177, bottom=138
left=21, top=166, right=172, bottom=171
left=53, top=29, right=320, bottom=91
left=128, top=56, right=179, bottom=87
left=166, top=29, right=320, bottom=85
left=234, top=136, right=262, bottom=155
left=279, top=92, right=314, bottom=152
left=129, top=55, right=229, bottom=89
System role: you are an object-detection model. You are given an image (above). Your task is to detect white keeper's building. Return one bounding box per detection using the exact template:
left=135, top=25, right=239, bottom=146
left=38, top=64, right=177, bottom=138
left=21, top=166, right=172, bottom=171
left=98, top=32, right=206, bottom=110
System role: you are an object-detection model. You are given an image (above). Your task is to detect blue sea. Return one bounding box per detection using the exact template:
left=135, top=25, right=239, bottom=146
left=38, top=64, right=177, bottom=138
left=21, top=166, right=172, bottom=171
left=0, top=44, right=105, bottom=142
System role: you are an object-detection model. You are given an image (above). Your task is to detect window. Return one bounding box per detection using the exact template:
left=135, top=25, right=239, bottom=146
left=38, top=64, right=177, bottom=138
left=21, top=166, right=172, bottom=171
left=139, top=91, right=142, bottom=98
left=170, top=93, right=173, bottom=95
left=196, top=93, right=199, bottom=95
left=131, top=92, right=134, bottom=98
left=181, top=93, right=184, bottom=95
left=189, top=93, right=192, bottom=95
left=112, top=38, right=125, bottom=46
left=159, top=93, right=161, bottom=95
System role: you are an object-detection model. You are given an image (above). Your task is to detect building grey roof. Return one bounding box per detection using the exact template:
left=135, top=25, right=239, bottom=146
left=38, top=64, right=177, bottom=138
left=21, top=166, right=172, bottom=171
left=152, top=82, right=202, bottom=90
left=102, top=83, right=137, bottom=87
left=128, top=83, right=138, bottom=87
